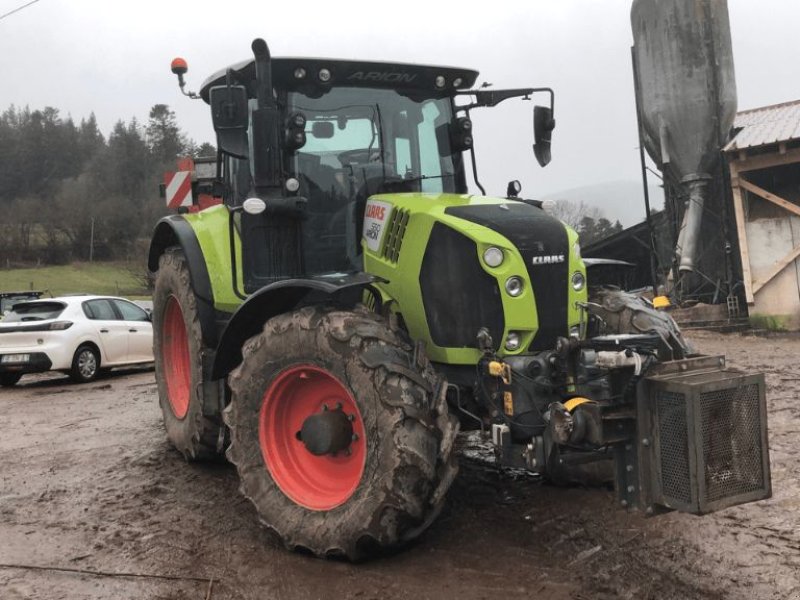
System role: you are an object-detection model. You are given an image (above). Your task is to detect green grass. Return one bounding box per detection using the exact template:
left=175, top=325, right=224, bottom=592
left=0, top=262, right=150, bottom=298
left=749, top=313, right=790, bottom=332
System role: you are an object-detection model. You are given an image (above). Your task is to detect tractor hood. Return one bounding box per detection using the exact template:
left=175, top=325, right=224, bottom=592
left=361, top=193, right=587, bottom=364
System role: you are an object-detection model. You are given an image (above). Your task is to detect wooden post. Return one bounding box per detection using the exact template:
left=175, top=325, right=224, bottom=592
left=729, top=161, right=755, bottom=304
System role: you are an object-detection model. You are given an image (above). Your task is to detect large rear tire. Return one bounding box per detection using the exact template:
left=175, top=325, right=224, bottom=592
left=153, top=247, right=223, bottom=460
left=225, top=305, right=458, bottom=560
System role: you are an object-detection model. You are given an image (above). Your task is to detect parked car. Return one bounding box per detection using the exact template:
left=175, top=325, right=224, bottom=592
left=0, top=291, right=44, bottom=318
left=0, top=295, right=154, bottom=386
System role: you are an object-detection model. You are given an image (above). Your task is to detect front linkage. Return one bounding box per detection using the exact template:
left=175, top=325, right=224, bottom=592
left=475, top=289, right=771, bottom=516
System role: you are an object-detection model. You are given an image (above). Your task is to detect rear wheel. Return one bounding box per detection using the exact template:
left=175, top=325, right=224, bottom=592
left=225, top=305, right=458, bottom=559
left=153, top=248, right=223, bottom=460
left=0, top=372, right=22, bottom=387
left=70, top=345, right=99, bottom=383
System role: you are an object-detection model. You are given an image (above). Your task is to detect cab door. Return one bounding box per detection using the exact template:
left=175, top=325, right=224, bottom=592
left=82, top=299, right=128, bottom=364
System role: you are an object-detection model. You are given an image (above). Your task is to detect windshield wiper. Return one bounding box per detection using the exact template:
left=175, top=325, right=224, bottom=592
left=400, top=173, right=456, bottom=185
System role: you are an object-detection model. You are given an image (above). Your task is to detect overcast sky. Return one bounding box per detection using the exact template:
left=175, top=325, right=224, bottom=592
left=2, top=0, right=798, bottom=213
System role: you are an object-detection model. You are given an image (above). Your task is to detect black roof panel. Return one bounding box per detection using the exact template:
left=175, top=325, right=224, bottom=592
left=199, top=57, right=479, bottom=102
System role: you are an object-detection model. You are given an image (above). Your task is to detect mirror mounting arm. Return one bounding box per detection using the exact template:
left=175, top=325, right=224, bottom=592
left=458, top=87, right=554, bottom=112
left=464, top=108, right=486, bottom=196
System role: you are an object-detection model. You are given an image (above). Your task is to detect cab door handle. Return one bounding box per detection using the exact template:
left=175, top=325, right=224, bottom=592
left=129, top=328, right=137, bottom=333
left=100, top=328, right=109, bottom=333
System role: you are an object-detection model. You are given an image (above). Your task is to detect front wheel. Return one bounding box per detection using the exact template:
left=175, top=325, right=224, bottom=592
left=225, top=305, right=458, bottom=559
left=152, top=248, right=224, bottom=460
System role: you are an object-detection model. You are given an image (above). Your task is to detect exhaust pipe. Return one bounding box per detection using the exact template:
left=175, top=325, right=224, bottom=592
left=676, top=177, right=710, bottom=273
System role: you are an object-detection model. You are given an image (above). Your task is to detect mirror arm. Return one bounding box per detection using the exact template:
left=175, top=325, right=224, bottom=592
left=464, top=109, right=486, bottom=195
left=458, top=87, right=555, bottom=112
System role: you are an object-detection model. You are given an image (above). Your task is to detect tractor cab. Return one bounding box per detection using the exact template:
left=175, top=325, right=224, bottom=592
left=194, top=51, right=479, bottom=291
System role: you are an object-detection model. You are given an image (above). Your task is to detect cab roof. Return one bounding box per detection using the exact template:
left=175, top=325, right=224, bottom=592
left=199, top=57, right=479, bottom=103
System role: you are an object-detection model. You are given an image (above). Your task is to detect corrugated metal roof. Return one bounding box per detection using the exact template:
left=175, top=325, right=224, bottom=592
left=725, top=99, right=800, bottom=152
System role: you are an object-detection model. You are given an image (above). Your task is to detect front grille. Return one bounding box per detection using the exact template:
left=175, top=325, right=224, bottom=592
left=444, top=203, right=568, bottom=351
left=645, top=367, right=770, bottom=514
left=419, top=223, right=504, bottom=349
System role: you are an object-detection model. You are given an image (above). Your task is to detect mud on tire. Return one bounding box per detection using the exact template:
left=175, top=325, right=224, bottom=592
left=225, top=304, right=459, bottom=560
left=153, top=247, right=223, bottom=460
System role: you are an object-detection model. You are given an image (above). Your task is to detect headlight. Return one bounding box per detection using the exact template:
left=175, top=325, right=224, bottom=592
left=573, top=242, right=581, bottom=259
left=571, top=271, right=586, bottom=291
left=505, top=276, right=524, bottom=297
left=483, top=247, right=504, bottom=268
left=505, top=332, right=521, bottom=351
left=243, top=197, right=267, bottom=215
left=285, top=177, right=300, bottom=193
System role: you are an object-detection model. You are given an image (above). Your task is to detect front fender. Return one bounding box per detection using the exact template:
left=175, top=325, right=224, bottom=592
left=211, top=272, right=384, bottom=379
left=148, top=215, right=218, bottom=348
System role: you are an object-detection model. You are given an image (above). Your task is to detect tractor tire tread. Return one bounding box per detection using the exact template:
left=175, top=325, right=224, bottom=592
left=225, top=304, right=458, bottom=560
left=153, top=247, right=222, bottom=461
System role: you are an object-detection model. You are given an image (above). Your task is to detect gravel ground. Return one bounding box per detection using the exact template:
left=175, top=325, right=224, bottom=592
left=0, top=331, right=798, bottom=600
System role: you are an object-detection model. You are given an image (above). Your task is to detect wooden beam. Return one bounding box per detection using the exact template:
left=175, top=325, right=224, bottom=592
left=731, top=184, right=755, bottom=304
left=739, top=178, right=800, bottom=219
left=752, top=243, right=800, bottom=295
left=728, top=146, right=800, bottom=173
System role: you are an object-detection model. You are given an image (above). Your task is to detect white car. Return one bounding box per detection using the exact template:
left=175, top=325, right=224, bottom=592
left=0, top=295, right=154, bottom=386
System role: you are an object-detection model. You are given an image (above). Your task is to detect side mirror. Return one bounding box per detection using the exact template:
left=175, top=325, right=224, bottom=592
left=533, top=105, right=555, bottom=167
left=209, top=85, right=249, bottom=159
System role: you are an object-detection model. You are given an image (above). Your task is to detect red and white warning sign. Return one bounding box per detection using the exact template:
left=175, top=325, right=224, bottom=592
left=164, top=170, right=193, bottom=209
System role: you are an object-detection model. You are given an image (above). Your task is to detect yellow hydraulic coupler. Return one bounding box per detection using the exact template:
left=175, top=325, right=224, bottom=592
left=653, top=295, right=671, bottom=309
left=488, top=360, right=514, bottom=415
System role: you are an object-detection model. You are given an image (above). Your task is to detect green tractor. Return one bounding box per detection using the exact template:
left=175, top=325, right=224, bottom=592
left=149, top=39, right=771, bottom=559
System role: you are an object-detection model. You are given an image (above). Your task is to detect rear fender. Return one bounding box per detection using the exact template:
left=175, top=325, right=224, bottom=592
left=211, top=272, right=383, bottom=380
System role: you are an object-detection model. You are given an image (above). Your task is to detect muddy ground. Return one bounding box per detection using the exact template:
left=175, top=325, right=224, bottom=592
left=1, top=331, right=798, bottom=600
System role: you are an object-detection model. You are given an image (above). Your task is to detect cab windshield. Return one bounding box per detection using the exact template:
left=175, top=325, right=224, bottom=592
left=287, top=87, right=463, bottom=273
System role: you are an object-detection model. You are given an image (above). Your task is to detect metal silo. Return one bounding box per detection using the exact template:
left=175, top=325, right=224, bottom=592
left=631, top=0, right=737, bottom=273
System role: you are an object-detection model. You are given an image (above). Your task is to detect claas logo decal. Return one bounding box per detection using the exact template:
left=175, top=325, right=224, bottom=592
left=362, top=200, right=392, bottom=252
left=365, top=204, right=386, bottom=220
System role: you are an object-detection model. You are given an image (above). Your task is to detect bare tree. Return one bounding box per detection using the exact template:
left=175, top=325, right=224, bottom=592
left=542, top=199, right=602, bottom=230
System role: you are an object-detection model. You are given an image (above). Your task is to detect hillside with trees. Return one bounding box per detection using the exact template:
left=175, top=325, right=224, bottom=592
left=0, top=104, right=213, bottom=266
left=546, top=199, right=624, bottom=245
